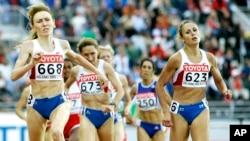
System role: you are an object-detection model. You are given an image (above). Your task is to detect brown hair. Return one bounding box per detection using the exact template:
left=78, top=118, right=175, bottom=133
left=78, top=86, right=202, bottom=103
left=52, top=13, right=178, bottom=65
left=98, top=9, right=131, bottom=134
left=178, top=20, right=196, bottom=37
left=140, top=58, right=156, bottom=71
left=77, top=38, right=99, bottom=52
left=26, top=3, right=53, bottom=39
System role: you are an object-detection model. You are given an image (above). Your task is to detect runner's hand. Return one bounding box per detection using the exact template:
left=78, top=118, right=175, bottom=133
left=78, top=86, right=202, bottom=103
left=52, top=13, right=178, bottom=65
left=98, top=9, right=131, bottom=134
left=223, top=89, right=232, bottom=100
left=96, top=73, right=108, bottom=89
left=32, top=51, right=44, bottom=66
left=123, top=106, right=130, bottom=117
left=101, top=105, right=114, bottom=113
left=162, top=111, right=173, bottom=127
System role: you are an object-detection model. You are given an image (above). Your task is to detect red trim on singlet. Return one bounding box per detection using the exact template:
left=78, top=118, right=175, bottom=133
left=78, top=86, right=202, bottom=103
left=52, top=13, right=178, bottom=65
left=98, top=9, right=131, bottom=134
left=173, top=70, right=184, bottom=86
left=29, top=67, right=36, bottom=79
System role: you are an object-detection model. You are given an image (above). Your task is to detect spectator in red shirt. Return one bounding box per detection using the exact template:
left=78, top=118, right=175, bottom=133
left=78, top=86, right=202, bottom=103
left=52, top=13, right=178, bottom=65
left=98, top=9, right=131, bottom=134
left=150, top=43, right=167, bottom=60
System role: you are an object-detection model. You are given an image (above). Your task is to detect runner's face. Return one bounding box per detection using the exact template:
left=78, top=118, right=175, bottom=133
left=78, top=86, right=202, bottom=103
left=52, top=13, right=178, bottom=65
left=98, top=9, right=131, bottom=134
left=180, top=22, right=200, bottom=46
left=63, top=61, right=73, bottom=80
left=80, top=45, right=98, bottom=65
left=99, top=50, right=113, bottom=65
left=140, top=61, right=154, bottom=79
left=32, top=11, right=55, bottom=36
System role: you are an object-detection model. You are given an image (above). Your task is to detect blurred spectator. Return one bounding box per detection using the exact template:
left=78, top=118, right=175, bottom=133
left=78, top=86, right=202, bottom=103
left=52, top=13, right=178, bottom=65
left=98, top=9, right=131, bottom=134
left=242, top=57, right=250, bottom=92
left=214, top=48, right=225, bottom=70
left=114, top=45, right=130, bottom=76
left=220, top=48, right=234, bottom=86
left=127, top=63, right=141, bottom=87
left=242, top=57, right=250, bottom=78
left=131, top=10, right=147, bottom=32
left=120, top=1, right=137, bottom=37
left=130, top=31, right=148, bottom=57
left=70, top=1, right=87, bottom=36
left=234, top=0, right=248, bottom=7
left=212, top=0, right=229, bottom=22
left=152, top=54, right=167, bottom=76
left=0, top=72, right=12, bottom=103
left=126, top=42, right=142, bottom=68
left=206, top=9, right=220, bottom=38
left=114, top=29, right=129, bottom=46
left=199, top=0, right=212, bottom=24
left=150, top=38, right=167, bottom=60
left=229, top=69, right=249, bottom=100
left=207, top=76, right=222, bottom=100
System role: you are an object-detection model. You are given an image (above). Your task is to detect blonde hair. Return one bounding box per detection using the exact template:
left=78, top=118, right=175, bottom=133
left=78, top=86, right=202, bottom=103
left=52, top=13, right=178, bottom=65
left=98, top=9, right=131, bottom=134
left=26, top=3, right=53, bottom=40
left=98, top=44, right=114, bottom=58
left=178, top=20, right=197, bottom=37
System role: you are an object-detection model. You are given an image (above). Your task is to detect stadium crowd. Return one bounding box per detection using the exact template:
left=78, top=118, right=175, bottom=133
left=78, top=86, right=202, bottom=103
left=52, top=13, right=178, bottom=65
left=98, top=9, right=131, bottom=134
left=0, top=0, right=250, bottom=111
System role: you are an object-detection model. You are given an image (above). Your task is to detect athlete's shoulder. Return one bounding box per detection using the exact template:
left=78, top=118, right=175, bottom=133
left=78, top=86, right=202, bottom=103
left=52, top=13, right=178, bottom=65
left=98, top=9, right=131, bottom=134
left=102, top=60, right=113, bottom=71
left=166, top=50, right=182, bottom=69
left=204, top=51, right=215, bottom=59
left=70, top=65, right=80, bottom=74
left=169, top=50, right=181, bottom=61
left=205, top=51, right=217, bottom=67
left=55, top=38, right=70, bottom=50
left=72, top=65, right=80, bottom=71
left=16, top=40, right=34, bottom=53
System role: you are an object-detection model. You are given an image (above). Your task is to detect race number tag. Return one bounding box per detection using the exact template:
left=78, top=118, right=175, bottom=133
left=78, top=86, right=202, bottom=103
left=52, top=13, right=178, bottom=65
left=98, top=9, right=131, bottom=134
left=182, top=64, right=209, bottom=87
left=109, top=83, right=116, bottom=101
left=27, top=94, right=35, bottom=106
left=136, top=92, right=157, bottom=110
left=67, top=82, right=82, bottom=113
left=78, top=74, right=102, bottom=94
left=35, top=54, right=64, bottom=80
left=170, top=101, right=179, bottom=114
left=68, top=93, right=81, bottom=113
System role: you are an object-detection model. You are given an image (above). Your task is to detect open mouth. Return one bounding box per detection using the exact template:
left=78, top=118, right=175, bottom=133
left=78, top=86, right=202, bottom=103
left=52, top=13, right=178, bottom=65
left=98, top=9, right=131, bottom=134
left=43, top=28, right=49, bottom=31
left=192, top=37, right=197, bottom=40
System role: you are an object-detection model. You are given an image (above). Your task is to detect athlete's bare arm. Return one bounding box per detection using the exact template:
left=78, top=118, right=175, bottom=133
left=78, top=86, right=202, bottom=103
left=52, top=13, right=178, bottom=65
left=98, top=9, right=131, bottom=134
left=119, top=74, right=131, bottom=116
left=156, top=53, right=181, bottom=127
left=104, top=62, right=124, bottom=105
left=207, top=52, right=232, bottom=99
left=127, top=84, right=137, bottom=124
left=60, top=40, right=108, bottom=87
left=65, top=66, right=78, bottom=90
left=156, top=53, right=180, bottom=112
left=129, top=84, right=136, bottom=102
left=11, top=42, right=38, bottom=81
left=15, top=86, right=29, bottom=121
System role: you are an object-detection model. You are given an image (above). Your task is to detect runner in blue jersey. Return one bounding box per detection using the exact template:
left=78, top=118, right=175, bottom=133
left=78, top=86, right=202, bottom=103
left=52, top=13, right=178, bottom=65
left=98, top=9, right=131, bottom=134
left=130, top=58, right=166, bottom=141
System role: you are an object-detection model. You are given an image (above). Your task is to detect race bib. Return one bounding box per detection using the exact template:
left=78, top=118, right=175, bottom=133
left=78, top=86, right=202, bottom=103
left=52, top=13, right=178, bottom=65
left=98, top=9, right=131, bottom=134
left=182, top=64, right=209, bottom=87
left=109, top=83, right=116, bottom=100
left=27, top=94, right=35, bottom=106
left=35, top=54, right=64, bottom=80
left=78, top=74, right=103, bottom=94
left=136, top=92, right=157, bottom=110
left=170, top=101, right=179, bottom=114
